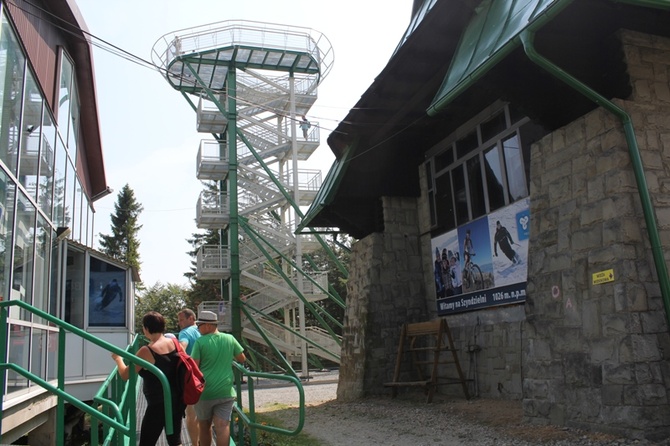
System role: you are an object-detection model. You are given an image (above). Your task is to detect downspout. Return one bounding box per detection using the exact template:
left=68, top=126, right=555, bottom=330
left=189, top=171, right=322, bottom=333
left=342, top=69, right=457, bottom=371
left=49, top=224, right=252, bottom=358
left=519, top=30, right=670, bottom=329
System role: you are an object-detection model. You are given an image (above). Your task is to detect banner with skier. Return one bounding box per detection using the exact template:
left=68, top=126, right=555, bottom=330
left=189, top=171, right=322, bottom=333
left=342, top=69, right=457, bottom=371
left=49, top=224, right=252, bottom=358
left=432, top=198, right=529, bottom=315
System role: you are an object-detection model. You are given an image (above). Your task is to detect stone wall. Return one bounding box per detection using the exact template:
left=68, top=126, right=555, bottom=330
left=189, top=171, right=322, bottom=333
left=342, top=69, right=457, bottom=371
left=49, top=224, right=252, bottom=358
left=337, top=196, right=428, bottom=401
left=523, top=30, right=670, bottom=440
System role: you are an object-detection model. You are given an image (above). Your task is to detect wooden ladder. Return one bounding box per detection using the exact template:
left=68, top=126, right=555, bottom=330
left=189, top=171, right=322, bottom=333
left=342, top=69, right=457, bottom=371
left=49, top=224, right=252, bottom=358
left=384, top=319, right=470, bottom=403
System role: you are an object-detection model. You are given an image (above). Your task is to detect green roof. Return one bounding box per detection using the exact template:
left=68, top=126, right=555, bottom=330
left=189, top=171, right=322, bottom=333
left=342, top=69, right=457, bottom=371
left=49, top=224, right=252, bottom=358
left=296, top=144, right=353, bottom=233
left=427, top=0, right=568, bottom=116
left=427, top=0, right=670, bottom=116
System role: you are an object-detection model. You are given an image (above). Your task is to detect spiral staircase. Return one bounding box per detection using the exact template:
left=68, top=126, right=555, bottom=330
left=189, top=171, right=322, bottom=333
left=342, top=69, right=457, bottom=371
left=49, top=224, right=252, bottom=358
left=152, top=20, right=343, bottom=375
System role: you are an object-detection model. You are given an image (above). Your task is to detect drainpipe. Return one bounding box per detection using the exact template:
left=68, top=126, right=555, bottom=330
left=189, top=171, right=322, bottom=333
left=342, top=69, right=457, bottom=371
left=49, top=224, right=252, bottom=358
left=519, top=30, right=670, bottom=329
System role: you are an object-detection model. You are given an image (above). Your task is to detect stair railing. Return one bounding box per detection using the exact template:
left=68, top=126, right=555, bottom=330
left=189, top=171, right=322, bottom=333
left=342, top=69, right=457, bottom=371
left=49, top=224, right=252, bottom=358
left=0, top=300, right=173, bottom=445
left=232, top=362, right=305, bottom=446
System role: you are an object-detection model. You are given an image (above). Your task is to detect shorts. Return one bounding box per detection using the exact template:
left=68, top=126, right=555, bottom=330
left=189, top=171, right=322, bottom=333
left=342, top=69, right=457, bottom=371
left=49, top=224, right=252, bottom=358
left=195, top=397, right=235, bottom=421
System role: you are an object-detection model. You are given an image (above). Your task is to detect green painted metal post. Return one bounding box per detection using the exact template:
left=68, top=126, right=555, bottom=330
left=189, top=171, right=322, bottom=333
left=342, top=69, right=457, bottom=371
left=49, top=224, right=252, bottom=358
left=56, top=328, right=65, bottom=446
left=0, top=306, right=7, bottom=441
left=227, top=67, right=242, bottom=341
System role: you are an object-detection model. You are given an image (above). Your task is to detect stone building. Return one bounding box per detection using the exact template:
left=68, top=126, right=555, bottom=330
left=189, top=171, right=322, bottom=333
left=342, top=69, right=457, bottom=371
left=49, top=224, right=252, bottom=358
left=301, top=0, right=670, bottom=440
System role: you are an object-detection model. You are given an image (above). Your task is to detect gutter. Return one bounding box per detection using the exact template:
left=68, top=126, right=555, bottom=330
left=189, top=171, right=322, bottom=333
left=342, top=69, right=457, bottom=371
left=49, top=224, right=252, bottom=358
left=519, top=29, right=670, bottom=330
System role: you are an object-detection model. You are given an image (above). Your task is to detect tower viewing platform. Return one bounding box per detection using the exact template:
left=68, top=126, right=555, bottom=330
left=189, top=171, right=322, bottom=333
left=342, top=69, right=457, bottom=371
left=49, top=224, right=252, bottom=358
left=151, top=19, right=334, bottom=94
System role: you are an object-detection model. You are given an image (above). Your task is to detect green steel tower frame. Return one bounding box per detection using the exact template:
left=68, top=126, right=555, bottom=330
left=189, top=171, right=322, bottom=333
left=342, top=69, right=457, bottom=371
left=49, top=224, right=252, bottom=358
left=152, top=20, right=344, bottom=376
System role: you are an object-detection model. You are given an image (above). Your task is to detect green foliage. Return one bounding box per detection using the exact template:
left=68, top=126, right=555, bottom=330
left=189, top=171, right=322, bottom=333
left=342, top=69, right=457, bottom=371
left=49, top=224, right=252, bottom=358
left=301, top=234, right=351, bottom=336
left=185, top=181, right=223, bottom=307
left=99, top=184, right=144, bottom=278
left=134, top=283, right=189, bottom=334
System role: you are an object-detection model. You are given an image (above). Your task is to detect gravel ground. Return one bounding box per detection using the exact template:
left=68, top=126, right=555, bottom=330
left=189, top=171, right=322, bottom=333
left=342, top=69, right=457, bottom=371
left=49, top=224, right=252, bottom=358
left=240, top=370, right=670, bottom=446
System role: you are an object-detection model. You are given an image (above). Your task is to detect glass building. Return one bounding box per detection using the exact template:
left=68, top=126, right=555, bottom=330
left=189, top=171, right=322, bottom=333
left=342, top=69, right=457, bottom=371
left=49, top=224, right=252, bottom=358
left=0, top=1, right=133, bottom=442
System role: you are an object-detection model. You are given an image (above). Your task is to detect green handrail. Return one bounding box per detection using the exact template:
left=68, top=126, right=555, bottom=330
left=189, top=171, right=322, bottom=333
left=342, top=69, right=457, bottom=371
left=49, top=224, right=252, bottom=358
left=91, top=334, right=144, bottom=445
left=232, top=362, right=305, bottom=446
left=0, top=300, right=173, bottom=444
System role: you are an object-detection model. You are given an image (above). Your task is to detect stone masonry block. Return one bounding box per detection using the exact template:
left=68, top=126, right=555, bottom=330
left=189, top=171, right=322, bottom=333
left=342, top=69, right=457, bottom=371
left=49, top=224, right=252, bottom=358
left=601, top=384, right=624, bottom=405
left=590, top=339, right=616, bottom=363
left=619, top=334, right=662, bottom=363
left=565, top=118, right=586, bottom=146
left=603, top=313, right=641, bottom=336
left=603, top=362, right=635, bottom=385
left=605, top=169, right=638, bottom=194
left=571, top=226, right=602, bottom=252
left=623, top=383, right=668, bottom=406
left=585, top=109, right=607, bottom=140
left=565, top=387, right=603, bottom=418
left=543, top=153, right=574, bottom=183
left=582, top=300, right=602, bottom=338
left=640, top=311, right=668, bottom=334
left=580, top=202, right=602, bottom=226
left=548, top=176, right=572, bottom=206
left=595, top=149, right=630, bottom=175
left=587, top=176, right=605, bottom=202
left=634, top=363, right=657, bottom=385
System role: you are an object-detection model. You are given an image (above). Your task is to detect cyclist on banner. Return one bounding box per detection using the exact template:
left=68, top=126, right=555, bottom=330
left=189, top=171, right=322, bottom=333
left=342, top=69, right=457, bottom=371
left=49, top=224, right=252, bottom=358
left=463, top=229, right=475, bottom=270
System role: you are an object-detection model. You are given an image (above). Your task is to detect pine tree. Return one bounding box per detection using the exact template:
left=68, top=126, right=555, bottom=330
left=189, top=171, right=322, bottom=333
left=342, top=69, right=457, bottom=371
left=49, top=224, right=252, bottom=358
left=99, top=184, right=144, bottom=277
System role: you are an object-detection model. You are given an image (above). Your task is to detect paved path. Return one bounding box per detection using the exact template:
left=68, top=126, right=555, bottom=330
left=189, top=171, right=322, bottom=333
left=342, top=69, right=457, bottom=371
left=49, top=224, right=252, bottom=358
left=148, top=369, right=339, bottom=445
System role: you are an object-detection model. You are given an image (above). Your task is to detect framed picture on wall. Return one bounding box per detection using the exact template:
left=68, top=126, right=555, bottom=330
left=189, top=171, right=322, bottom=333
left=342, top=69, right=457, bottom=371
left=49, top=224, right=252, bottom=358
left=88, top=257, right=126, bottom=327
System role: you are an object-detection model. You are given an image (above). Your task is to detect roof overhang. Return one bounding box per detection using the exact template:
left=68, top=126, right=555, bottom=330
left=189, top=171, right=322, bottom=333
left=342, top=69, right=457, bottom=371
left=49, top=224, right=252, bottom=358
left=303, top=0, right=670, bottom=239
left=8, top=0, right=108, bottom=201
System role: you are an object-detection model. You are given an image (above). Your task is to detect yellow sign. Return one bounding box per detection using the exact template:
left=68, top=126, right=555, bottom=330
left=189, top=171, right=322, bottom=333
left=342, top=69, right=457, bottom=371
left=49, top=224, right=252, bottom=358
left=592, top=269, right=614, bottom=285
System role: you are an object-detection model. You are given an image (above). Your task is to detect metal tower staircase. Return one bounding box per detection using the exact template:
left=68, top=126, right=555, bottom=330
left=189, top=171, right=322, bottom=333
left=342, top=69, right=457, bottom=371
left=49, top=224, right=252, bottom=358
left=152, top=20, right=344, bottom=375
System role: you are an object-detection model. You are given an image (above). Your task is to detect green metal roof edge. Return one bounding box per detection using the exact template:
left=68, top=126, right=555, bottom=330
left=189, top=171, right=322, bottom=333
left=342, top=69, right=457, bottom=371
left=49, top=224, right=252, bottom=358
left=392, top=0, right=440, bottom=57
left=296, top=144, right=355, bottom=233
left=427, top=0, right=670, bottom=117
left=426, top=0, right=572, bottom=116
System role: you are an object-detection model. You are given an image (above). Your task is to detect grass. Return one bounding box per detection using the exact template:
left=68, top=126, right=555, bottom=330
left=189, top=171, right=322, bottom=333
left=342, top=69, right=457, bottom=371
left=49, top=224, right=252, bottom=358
left=234, top=409, right=323, bottom=446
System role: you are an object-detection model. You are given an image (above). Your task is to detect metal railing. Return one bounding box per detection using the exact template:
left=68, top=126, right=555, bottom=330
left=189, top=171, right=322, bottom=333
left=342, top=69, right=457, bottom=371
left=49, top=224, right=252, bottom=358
left=232, top=363, right=305, bottom=446
left=0, top=300, right=172, bottom=446
left=152, top=19, right=334, bottom=81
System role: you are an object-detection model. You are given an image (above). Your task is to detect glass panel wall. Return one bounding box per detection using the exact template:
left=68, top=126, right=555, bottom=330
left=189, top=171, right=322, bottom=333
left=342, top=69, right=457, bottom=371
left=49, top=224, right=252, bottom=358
left=7, top=323, right=29, bottom=392
left=38, top=104, right=55, bottom=218
left=64, top=159, right=73, bottom=228
left=64, top=247, right=85, bottom=328
left=0, top=14, right=25, bottom=176
left=13, top=190, right=36, bottom=320
left=19, top=70, right=41, bottom=200
left=31, top=327, right=48, bottom=384
left=428, top=104, right=538, bottom=234
left=0, top=169, right=15, bottom=302
left=67, top=77, right=79, bottom=163
left=73, top=179, right=82, bottom=243
left=0, top=7, right=103, bottom=399
left=52, top=136, right=66, bottom=227
left=34, top=214, right=50, bottom=323
left=58, top=54, right=73, bottom=130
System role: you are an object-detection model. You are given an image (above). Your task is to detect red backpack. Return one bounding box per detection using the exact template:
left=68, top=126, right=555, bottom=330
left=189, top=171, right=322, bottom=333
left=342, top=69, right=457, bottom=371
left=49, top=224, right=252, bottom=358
left=171, top=338, right=205, bottom=405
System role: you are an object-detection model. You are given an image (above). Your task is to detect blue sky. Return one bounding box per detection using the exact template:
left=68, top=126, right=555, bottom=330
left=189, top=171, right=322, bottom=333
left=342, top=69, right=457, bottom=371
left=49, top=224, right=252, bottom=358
left=75, top=1, right=412, bottom=286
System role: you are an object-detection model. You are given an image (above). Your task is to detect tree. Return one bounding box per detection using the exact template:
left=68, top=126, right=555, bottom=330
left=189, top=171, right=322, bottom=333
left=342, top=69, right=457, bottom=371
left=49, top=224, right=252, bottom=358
left=134, top=283, right=189, bottom=334
left=99, top=184, right=143, bottom=277
left=301, top=234, right=350, bottom=336
left=185, top=182, right=223, bottom=308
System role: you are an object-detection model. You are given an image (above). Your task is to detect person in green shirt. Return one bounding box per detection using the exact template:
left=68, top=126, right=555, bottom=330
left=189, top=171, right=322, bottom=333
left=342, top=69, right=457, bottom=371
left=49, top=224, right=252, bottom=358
left=191, top=311, right=246, bottom=446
